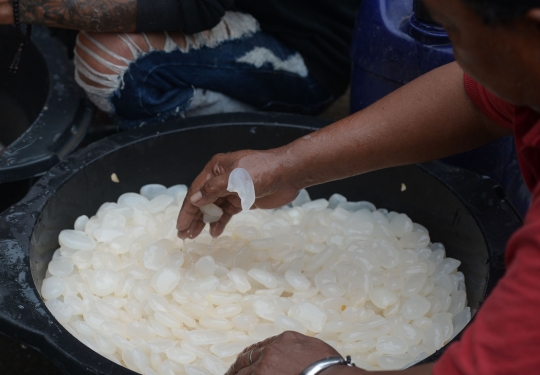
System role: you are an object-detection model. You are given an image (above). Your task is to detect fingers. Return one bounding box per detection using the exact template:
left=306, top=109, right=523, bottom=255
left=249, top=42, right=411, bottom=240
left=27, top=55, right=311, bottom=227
left=179, top=195, right=241, bottom=239
left=227, top=335, right=279, bottom=375
left=226, top=347, right=260, bottom=375
left=241, top=348, right=263, bottom=373
left=176, top=170, right=212, bottom=236
left=209, top=197, right=242, bottom=237
left=227, top=347, right=262, bottom=375
left=227, top=332, right=343, bottom=375
left=176, top=193, right=202, bottom=225
left=234, top=368, right=255, bottom=375
left=178, top=149, right=270, bottom=240
left=191, top=174, right=232, bottom=207
left=177, top=174, right=232, bottom=239
left=178, top=218, right=206, bottom=240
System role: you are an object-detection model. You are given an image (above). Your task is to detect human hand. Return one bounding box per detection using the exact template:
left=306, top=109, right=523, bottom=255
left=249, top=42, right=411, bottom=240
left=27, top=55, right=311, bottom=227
left=226, top=331, right=349, bottom=375
left=176, top=148, right=302, bottom=239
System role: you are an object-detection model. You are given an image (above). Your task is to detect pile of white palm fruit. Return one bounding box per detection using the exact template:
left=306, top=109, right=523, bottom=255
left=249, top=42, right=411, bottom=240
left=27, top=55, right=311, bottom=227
left=41, top=183, right=472, bottom=374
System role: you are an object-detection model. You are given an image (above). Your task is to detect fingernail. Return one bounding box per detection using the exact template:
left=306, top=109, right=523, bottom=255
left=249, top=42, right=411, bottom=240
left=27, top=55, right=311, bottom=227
left=191, top=191, right=202, bottom=203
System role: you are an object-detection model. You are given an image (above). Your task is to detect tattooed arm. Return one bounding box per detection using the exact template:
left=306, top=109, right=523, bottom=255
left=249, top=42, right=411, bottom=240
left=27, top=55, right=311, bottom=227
left=0, top=0, right=137, bottom=32
left=0, top=0, right=14, bottom=24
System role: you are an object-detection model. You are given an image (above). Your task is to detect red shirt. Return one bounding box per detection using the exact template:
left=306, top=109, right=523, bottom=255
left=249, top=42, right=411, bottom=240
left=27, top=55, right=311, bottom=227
left=434, top=75, right=540, bottom=374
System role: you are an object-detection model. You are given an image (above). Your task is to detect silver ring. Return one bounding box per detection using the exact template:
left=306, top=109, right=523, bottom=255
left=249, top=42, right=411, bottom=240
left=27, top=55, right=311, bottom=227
left=249, top=349, right=255, bottom=365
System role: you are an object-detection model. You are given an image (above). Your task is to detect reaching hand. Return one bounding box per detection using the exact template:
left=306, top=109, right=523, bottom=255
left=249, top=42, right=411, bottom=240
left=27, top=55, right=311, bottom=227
left=176, top=148, right=301, bottom=239
left=225, top=332, right=346, bottom=375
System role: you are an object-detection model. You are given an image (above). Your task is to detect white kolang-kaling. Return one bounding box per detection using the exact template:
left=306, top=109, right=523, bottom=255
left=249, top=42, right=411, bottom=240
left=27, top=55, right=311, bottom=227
left=200, top=204, right=223, bottom=224
left=227, top=168, right=255, bottom=212
left=42, top=184, right=471, bottom=374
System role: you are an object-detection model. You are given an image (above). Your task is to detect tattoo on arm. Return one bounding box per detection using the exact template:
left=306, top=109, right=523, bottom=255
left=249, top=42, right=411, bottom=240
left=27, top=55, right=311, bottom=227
left=19, top=0, right=137, bottom=32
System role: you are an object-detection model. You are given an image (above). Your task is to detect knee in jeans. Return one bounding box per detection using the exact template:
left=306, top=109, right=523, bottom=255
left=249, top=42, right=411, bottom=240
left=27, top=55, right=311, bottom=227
left=74, top=31, right=176, bottom=89
left=75, top=32, right=133, bottom=87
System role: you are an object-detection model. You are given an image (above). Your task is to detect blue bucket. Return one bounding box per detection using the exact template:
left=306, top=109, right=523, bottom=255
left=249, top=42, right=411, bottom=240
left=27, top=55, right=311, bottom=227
left=350, top=0, right=531, bottom=216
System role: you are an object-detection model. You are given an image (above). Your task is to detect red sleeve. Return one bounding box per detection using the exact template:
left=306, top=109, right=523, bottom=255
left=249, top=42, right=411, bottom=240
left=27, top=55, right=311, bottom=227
left=434, top=184, right=540, bottom=375
left=463, top=74, right=515, bottom=130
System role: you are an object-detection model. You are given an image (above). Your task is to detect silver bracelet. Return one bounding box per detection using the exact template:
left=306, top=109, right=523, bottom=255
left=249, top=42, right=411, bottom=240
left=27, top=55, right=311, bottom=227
left=299, top=356, right=356, bottom=375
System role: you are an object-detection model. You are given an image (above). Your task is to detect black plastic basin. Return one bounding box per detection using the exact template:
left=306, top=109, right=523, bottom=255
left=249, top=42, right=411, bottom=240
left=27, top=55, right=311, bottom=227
left=0, top=26, right=94, bottom=213
left=0, top=113, right=522, bottom=374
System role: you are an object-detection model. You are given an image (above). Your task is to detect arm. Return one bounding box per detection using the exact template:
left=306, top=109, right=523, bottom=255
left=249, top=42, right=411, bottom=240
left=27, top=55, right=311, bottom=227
left=321, top=363, right=434, bottom=375
left=177, top=62, right=511, bottom=238
left=0, top=0, right=137, bottom=31
left=281, top=62, right=510, bottom=189
left=225, top=331, right=435, bottom=375
left=0, top=0, right=232, bottom=33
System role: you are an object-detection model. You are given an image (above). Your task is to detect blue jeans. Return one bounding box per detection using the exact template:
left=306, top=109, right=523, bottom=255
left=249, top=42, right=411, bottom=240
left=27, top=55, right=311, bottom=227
left=74, top=13, right=334, bottom=129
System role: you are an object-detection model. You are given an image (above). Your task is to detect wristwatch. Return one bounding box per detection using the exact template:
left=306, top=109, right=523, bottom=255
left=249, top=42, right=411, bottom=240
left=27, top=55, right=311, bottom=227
left=299, top=355, right=356, bottom=375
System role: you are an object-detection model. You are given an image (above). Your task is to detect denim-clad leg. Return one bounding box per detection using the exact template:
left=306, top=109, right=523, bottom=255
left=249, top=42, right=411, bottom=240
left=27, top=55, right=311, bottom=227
left=74, top=12, right=334, bottom=129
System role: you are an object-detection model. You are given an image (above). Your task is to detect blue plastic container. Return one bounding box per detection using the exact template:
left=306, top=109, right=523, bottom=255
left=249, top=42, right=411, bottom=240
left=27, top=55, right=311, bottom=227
left=350, top=0, right=453, bottom=112
left=350, top=0, right=531, bottom=216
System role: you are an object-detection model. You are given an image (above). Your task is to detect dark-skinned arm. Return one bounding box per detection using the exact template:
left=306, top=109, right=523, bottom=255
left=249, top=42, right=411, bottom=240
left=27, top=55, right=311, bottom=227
left=177, top=61, right=512, bottom=238
left=283, top=62, right=509, bottom=190
left=0, top=0, right=232, bottom=33
left=224, top=331, right=434, bottom=375
left=0, top=0, right=137, bottom=31
left=321, top=363, right=434, bottom=375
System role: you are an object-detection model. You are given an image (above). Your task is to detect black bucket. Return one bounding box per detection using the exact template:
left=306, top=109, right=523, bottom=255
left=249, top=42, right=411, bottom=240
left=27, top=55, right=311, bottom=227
left=0, top=113, right=521, bottom=374
left=0, top=26, right=94, bottom=213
